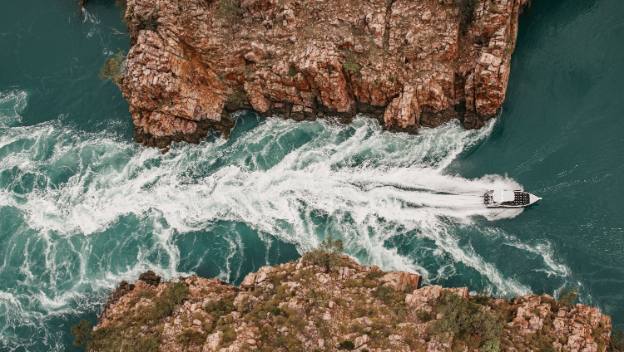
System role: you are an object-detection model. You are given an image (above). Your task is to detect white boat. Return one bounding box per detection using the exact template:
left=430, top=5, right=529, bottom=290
left=483, top=189, right=541, bottom=208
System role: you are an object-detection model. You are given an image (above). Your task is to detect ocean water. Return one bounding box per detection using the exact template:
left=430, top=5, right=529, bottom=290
left=0, top=0, right=623, bottom=351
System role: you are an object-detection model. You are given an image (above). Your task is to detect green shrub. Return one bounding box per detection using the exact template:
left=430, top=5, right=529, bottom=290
left=269, top=306, right=284, bottom=316
left=221, top=325, right=237, bottom=344
left=217, top=0, right=242, bottom=21
left=273, top=333, right=303, bottom=350
left=248, top=295, right=286, bottom=320
left=288, top=64, right=298, bottom=77
left=374, top=286, right=397, bottom=305
left=480, top=339, right=501, bottom=352
left=471, top=294, right=492, bottom=306
left=302, top=236, right=346, bottom=272
left=99, top=51, right=126, bottom=84
left=429, top=292, right=503, bottom=350
left=177, top=328, right=207, bottom=347
left=373, top=285, right=407, bottom=320
left=369, top=317, right=393, bottom=339
left=143, top=282, right=189, bottom=322
left=138, top=335, right=160, bottom=351
left=342, top=53, right=361, bottom=76
left=416, top=309, right=433, bottom=322
left=365, top=270, right=384, bottom=280
left=204, top=296, right=235, bottom=318
left=338, top=340, right=356, bottom=350
left=303, top=250, right=334, bottom=272
left=285, top=309, right=306, bottom=330
left=86, top=282, right=188, bottom=351
left=88, top=326, right=160, bottom=352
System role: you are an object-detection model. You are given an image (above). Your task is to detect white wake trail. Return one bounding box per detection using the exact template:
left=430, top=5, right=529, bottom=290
left=0, top=91, right=577, bottom=352
left=0, top=113, right=538, bottom=295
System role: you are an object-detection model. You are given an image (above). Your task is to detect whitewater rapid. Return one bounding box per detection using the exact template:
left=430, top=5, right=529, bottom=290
left=0, top=90, right=571, bottom=350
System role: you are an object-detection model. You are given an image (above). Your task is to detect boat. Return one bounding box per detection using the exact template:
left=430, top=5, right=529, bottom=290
left=483, top=189, right=541, bottom=208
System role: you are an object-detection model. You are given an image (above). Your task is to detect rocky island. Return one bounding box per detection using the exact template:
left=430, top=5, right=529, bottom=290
left=76, top=247, right=614, bottom=351
left=111, top=0, right=528, bottom=146
left=75, top=1, right=619, bottom=351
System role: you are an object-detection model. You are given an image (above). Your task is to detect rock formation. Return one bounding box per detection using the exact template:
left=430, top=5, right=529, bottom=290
left=116, top=0, right=528, bottom=147
left=84, top=251, right=613, bottom=351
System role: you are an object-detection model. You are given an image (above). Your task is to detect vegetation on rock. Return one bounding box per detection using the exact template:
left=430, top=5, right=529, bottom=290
left=455, top=0, right=479, bottom=33
left=301, top=236, right=346, bottom=272
left=428, top=292, right=503, bottom=350
left=74, top=281, right=188, bottom=352
left=99, top=51, right=126, bottom=85
left=79, top=242, right=612, bottom=352
left=342, top=52, right=362, bottom=77
left=119, top=0, right=530, bottom=146
left=217, top=0, right=242, bottom=21
left=558, top=288, right=579, bottom=307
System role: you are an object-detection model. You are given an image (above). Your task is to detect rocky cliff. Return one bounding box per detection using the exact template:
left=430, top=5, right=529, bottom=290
left=81, top=250, right=613, bottom=352
left=115, top=0, right=528, bottom=147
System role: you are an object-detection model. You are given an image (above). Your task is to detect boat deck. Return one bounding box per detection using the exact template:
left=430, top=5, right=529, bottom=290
left=511, top=192, right=530, bottom=206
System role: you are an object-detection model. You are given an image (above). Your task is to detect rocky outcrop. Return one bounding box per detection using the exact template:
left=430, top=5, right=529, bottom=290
left=86, top=252, right=613, bottom=351
left=116, top=0, right=528, bottom=146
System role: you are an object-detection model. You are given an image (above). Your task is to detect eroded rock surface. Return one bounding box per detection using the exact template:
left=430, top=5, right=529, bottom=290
left=117, top=0, right=528, bottom=146
left=89, top=253, right=612, bottom=351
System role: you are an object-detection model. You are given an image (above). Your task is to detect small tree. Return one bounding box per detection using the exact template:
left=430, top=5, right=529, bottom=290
left=319, top=235, right=344, bottom=253
left=302, top=235, right=345, bottom=273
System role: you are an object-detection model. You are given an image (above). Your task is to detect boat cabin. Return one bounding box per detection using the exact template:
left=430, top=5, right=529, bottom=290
left=484, top=190, right=533, bottom=207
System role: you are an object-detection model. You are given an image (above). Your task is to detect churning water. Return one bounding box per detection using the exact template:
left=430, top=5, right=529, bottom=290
left=1, top=0, right=624, bottom=351
left=0, top=91, right=564, bottom=351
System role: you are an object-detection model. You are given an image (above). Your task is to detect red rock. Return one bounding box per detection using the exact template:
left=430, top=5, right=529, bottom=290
left=94, top=256, right=612, bottom=352
left=118, top=0, right=529, bottom=146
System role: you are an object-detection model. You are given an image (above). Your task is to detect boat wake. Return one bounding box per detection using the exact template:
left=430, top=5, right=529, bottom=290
left=0, top=91, right=571, bottom=351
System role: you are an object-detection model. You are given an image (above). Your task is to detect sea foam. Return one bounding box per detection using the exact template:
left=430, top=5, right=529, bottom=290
left=4, top=113, right=531, bottom=288
left=0, top=94, right=572, bottom=350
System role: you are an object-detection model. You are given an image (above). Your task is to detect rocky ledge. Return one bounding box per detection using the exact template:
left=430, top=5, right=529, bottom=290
left=113, top=0, right=528, bottom=147
left=77, top=250, right=614, bottom=351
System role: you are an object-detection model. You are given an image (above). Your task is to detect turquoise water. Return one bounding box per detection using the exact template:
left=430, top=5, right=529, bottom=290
left=1, top=0, right=623, bottom=350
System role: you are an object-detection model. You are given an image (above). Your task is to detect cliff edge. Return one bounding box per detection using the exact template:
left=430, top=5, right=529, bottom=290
left=79, top=250, right=613, bottom=351
left=115, top=0, right=528, bottom=147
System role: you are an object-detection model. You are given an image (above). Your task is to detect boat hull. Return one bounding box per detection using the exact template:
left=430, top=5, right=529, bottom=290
left=484, top=190, right=541, bottom=208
